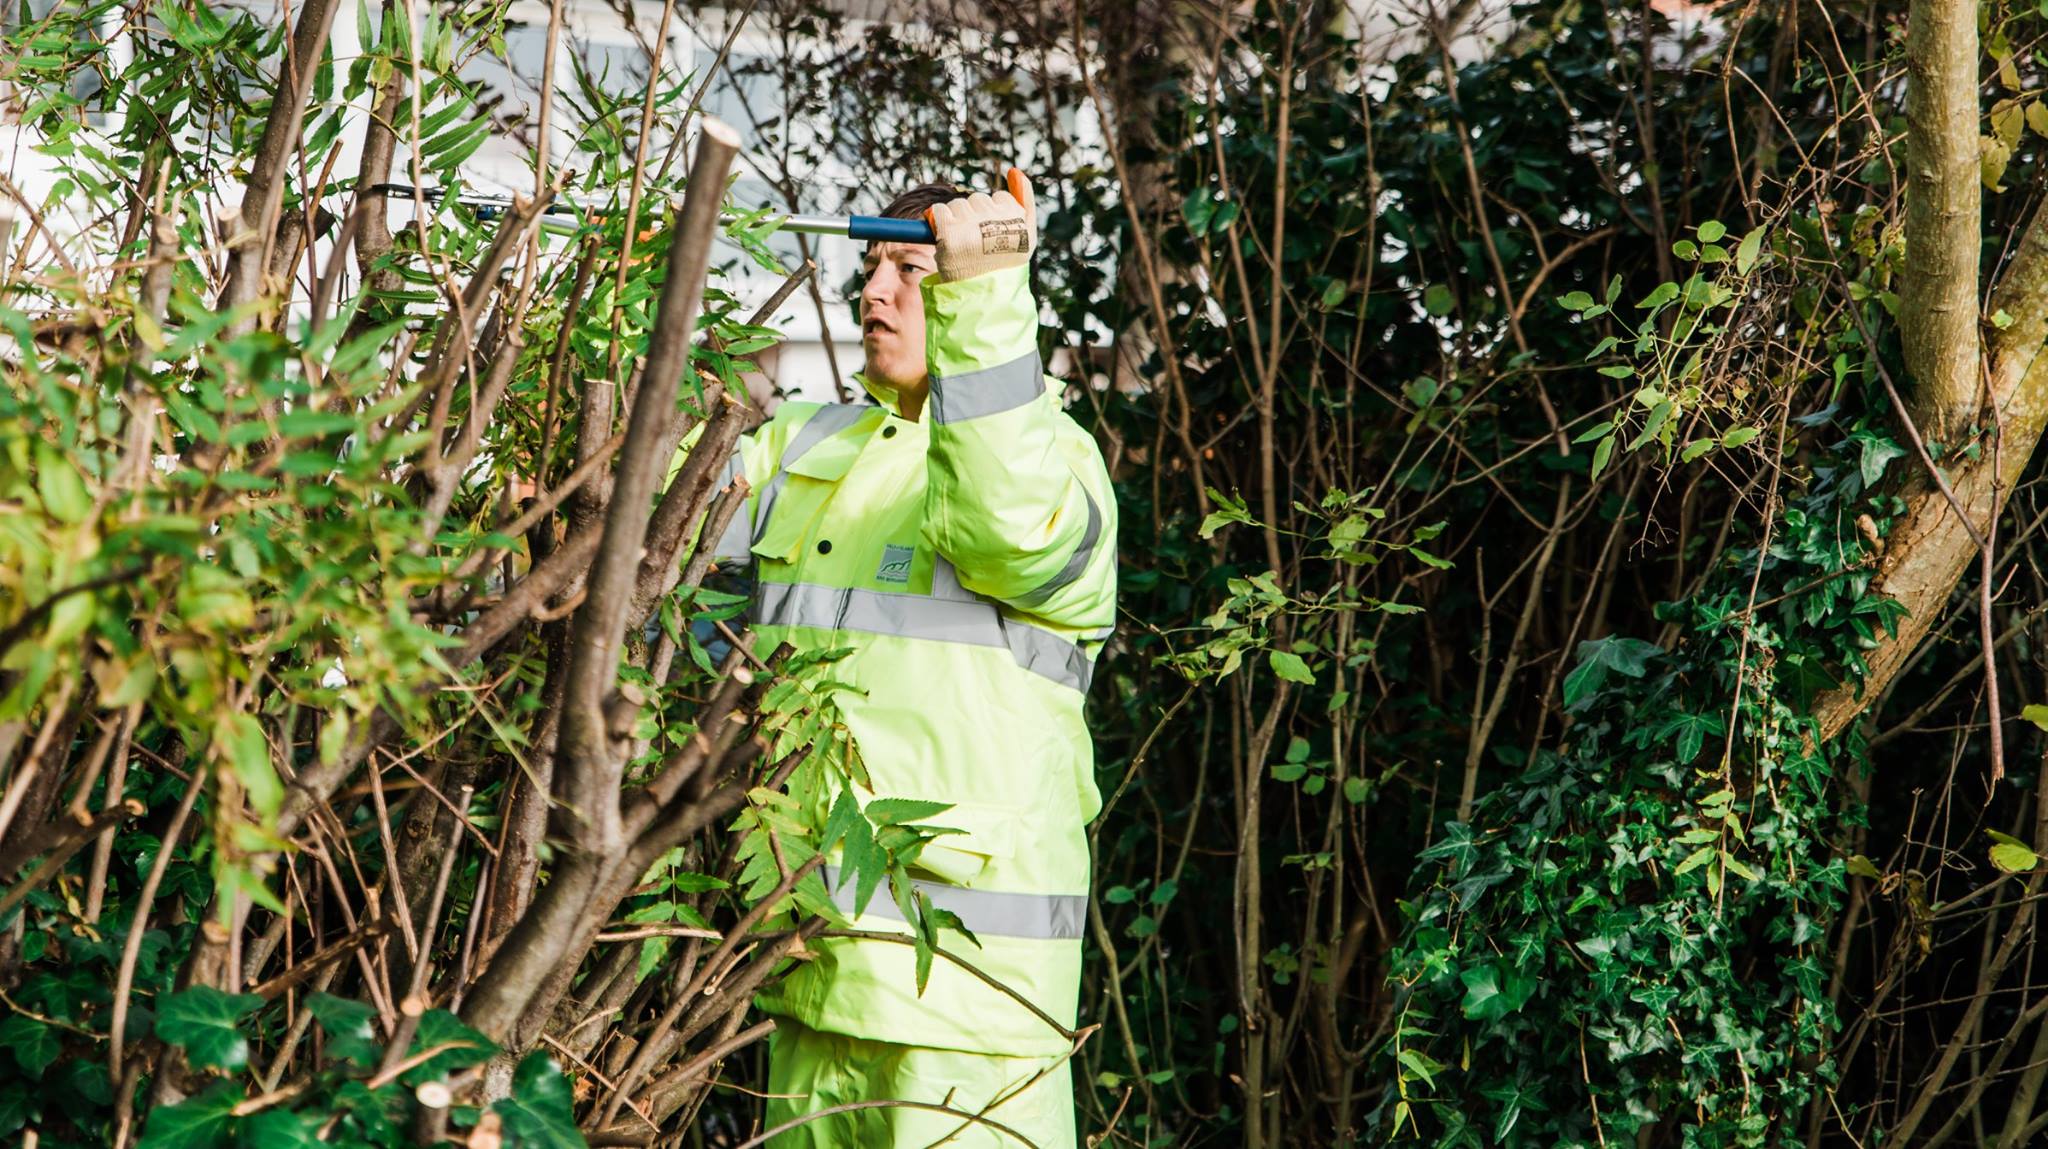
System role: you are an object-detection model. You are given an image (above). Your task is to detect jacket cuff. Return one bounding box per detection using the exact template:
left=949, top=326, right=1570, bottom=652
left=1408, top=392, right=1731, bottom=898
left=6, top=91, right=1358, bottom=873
left=922, top=263, right=1038, bottom=383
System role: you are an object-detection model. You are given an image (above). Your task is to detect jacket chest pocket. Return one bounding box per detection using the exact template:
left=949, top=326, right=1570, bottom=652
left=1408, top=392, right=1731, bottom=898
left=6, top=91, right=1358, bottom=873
left=750, top=471, right=842, bottom=568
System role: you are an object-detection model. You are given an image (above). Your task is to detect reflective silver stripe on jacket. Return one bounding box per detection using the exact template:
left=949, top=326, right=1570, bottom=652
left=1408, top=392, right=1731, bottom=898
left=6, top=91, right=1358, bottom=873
left=1013, top=489, right=1102, bottom=608
left=754, top=580, right=1096, bottom=694
left=753, top=403, right=871, bottom=548
left=710, top=453, right=752, bottom=563
left=928, top=352, right=1044, bottom=424
left=821, top=865, right=1085, bottom=941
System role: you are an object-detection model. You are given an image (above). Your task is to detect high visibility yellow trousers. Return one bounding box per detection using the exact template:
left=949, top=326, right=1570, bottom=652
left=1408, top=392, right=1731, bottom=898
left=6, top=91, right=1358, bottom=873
left=762, top=1018, right=1077, bottom=1148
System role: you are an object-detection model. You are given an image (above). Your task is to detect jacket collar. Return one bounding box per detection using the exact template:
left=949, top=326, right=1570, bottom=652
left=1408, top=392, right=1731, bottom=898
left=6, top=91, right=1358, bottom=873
left=855, top=371, right=927, bottom=421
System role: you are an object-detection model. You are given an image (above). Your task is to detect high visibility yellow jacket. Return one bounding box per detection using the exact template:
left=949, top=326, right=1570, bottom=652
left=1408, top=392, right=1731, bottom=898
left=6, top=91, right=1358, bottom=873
left=707, top=264, right=1116, bottom=1057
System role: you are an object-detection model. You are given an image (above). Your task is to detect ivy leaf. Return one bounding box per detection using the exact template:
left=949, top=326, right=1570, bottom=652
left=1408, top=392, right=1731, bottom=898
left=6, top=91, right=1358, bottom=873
left=1458, top=964, right=1531, bottom=1022
left=0, top=1015, right=60, bottom=1080
left=1269, top=651, right=1316, bottom=685
left=155, top=986, right=263, bottom=1071
left=137, top=1081, right=242, bottom=1149
left=1562, top=636, right=1664, bottom=710
left=403, top=1010, right=498, bottom=1085
left=491, top=1053, right=588, bottom=1148
left=307, top=992, right=380, bottom=1067
left=236, top=1108, right=327, bottom=1149
left=1857, top=435, right=1907, bottom=487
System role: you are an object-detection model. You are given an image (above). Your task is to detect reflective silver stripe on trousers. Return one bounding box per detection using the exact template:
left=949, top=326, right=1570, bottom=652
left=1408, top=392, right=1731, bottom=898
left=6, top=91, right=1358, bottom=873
left=822, top=865, right=1085, bottom=941
left=753, top=403, right=871, bottom=547
left=1013, top=488, right=1102, bottom=608
left=754, top=581, right=1096, bottom=694
left=928, top=351, right=1044, bottom=424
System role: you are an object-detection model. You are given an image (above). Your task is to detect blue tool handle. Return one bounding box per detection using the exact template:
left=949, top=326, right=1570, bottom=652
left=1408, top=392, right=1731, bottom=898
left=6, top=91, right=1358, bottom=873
left=846, top=215, right=936, bottom=244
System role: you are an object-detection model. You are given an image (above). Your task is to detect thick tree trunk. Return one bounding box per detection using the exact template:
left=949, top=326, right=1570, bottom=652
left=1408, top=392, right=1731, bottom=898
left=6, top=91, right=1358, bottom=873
left=1815, top=202, right=2048, bottom=741
left=1898, top=0, right=1982, bottom=446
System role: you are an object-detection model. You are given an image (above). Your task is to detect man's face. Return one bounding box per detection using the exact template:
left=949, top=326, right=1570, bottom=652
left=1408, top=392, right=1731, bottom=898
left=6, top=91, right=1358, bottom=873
left=859, top=240, right=935, bottom=389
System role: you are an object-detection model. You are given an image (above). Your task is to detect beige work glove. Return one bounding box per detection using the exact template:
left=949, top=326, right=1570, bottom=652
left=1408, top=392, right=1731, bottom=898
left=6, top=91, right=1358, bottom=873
left=926, top=167, right=1037, bottom=284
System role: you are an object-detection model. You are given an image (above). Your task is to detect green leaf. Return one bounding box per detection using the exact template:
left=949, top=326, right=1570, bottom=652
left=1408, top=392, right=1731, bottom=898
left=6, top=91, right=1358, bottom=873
left=2023, top=704, right=2048, bottom=731
left=236, top=1109, right=326, bottom=1149
left=35, top=443, right=91, bottom=524
left=1636, top=281, right=1680, bottom=310
left=0, top=1015, right=60, bottom=1079
left=1736, top=227, right=1766, bottom=274
left=1697, top=219, right=1727, bottom=243
left=1589, top=434, right=1615, bottom=480
left=216, top=712, right=281, bottom=820
left=307, top=992, right=379, bottom=1066
left=1458, top=965, right=1530, bottom=1022
left=138, top=1082, right=242, bottom=1149
left=1989, top=829, right=2041, bottom=874
left=1269, top=650, right=1316, bottom=685
left=491, top=1053, right=588, bottom=1148
left=1857, top=435, right=1906, bottom=486
left=1320, top=280, right=1347, bottom=309
left=1846, top=855, right=1882, bottom=879
left=404, top=1010, right=497, bottom=1084
left=154, top=986, right=263, bottom=1071
left=1558, top=290, right=1595, bottom=312
left=1673, top=846, right=1715, bottom=875
left=866, top=798, right=953, bottom=825
left=1423, top=283, right=1455, bottom=316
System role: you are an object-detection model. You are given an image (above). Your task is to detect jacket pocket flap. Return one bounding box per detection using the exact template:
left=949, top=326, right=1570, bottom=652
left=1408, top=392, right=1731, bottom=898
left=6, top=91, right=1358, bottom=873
left=749, top=472, right=839, bottom=562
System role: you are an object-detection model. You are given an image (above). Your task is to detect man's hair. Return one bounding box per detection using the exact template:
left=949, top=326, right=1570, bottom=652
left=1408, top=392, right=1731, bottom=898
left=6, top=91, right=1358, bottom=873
left=878, top=181, right=968, bottom=224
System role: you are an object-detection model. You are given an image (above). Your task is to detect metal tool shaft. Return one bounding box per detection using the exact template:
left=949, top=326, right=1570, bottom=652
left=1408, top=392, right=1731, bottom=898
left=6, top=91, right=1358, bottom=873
left=366, top=184, right=934, bottom=243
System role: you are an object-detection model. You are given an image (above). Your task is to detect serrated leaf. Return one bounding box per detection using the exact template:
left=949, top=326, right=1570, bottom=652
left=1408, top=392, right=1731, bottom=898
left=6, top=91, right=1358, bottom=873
left=866, top=798, right=952, bottom=825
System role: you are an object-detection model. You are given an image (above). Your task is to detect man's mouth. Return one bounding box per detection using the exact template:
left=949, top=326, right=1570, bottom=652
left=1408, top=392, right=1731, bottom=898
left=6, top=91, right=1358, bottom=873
left=863, top=319, right=894, bottom=336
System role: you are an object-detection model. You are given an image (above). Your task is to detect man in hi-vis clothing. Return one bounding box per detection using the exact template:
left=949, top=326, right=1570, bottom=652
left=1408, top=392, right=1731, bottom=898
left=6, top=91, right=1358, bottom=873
left=707, top=170, right=1114, bottom=1146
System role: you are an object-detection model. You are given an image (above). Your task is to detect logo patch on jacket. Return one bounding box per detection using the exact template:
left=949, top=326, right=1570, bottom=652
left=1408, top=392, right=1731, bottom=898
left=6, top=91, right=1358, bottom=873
left=876, top=544, right=914, bottom=584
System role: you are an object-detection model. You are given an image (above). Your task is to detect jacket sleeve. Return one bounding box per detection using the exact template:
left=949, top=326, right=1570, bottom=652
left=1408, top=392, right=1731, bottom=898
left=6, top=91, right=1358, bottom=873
left=920, top=264, right=1116, bottom=631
